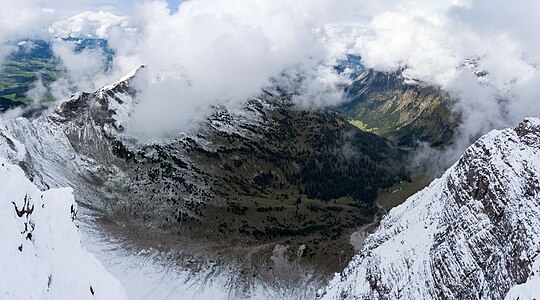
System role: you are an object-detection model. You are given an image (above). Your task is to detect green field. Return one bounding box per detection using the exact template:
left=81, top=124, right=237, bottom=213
left=348, top=119, right=378, bottom=132
left=376, top=173, right=432, bottom=211
left=0, top=57, right=62, bottom=105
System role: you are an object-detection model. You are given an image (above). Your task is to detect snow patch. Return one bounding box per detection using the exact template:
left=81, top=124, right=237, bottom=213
left=319, top=118, right=540, bottom=299
left=0, top=158, right=127, bottom=300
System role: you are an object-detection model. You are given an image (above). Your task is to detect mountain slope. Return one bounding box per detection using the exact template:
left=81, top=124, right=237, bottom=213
left=318, top=118, right=540, bottom=299
left=0, top=66, right=410, bottom=283
left=340, top=69, right=457, bottom=147
left=0, top=157, right=127, bottom=300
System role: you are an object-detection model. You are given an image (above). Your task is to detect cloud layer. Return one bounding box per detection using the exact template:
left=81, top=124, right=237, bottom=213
left=354, top=0, right=540, bottom=164
left=0, top=0, right=44, bottom=61
left=49, top=11, right=134, bottom=38
left=1, top=0, right=539, bottom=164
left=116, top=0, right=364, bottom=137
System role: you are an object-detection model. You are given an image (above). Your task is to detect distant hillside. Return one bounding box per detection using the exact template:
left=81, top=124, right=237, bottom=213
left=0, top=38, right=113, bottom=112
left=339, top=69, right=457, bottom=147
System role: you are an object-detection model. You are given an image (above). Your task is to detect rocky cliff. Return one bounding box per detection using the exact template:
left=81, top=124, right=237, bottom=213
left=319, top=118, right=540, bottom=299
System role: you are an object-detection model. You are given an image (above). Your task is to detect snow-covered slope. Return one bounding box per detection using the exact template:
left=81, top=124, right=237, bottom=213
left=0, top=157, right=127, bottom=300
left=319, top=118, right=540, bottom=299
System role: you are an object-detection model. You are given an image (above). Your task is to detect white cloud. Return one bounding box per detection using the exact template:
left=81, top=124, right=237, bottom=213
left=116, top=0, right=365, bottom=137
left=0, top=0, right=47, bottom=61
left=0, top=1, right=42, bottom=40
left=26, top=74, right=48, bottom=104
left=2, top=0, right=540, bottom=157
left=353, top=0, right=540, bottom=163
left=50, top=38, right=112, bottom=96
left=49, top=10, right=135, bottom=38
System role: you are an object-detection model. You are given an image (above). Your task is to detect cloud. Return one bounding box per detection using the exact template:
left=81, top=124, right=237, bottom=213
left=39, top=0, right=134, bottom=15
left=26, top=74, right=48, bottom=104
left=52, top=39, right=110, bottom=91
left=352, top=0, right=540, bottom=165
left=0, top=0, right=47, bottom=61
left=115, top=0, right=540, bottom=146
left=2, top=0, right=540, bottom=162
left=0, top=1, right=43, bottom=39
left=118, top=0, right=364, bottom=137
left=49, top=10, right=135, bottom=38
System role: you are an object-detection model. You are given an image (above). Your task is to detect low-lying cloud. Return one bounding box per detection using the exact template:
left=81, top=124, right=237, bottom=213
left=0, top=0, right=44, bottom=62
left=121, top=0, right=364, bottom=137
left=354, top=0, right=540, bottom=166
left=1, top=0, right=540, bottom=167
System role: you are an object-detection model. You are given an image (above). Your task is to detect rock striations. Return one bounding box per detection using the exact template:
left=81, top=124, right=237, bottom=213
left=319, top=118, right=540, bottom=299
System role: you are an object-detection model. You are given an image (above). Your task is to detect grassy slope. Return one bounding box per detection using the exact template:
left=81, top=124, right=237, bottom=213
left=341, top=69, right=457, bottom=147
left=0, top=57, right=62, bottom=112
left=180, top=102, right=409, bottom=272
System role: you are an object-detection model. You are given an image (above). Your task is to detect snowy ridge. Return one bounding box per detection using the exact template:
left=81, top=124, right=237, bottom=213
left=1, top=116, right=78, bottom=189
left=319, top=118, right=540, bottom=299
left=0, top=158, right=127, bottom=300
left=0, top=66, right=143, bottom=193
left=96, top=65, right=144, bottom=131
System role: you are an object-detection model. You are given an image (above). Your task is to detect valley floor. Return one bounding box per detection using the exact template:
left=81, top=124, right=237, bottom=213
left=77, top=206, right=327, bottom=300
left=74, top=172, right=431, bottom=300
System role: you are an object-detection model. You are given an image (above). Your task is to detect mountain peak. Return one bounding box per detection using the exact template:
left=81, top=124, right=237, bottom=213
left=101, top=64, right=146, bottom=92
left=52, top=66, right=145, bottom=134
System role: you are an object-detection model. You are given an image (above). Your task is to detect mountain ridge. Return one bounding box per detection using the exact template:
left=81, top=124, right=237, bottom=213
left=318, top=117, right=540, bottom=299
left=0, top=67, right=411, bottom=291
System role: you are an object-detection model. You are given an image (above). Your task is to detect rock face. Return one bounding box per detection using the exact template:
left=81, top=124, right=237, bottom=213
left=0, top=157, right=127, bottom=300
left=319, top=118, right=540, bottom=299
